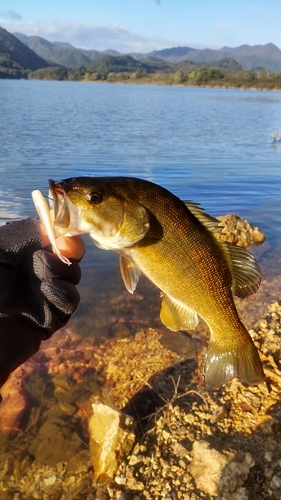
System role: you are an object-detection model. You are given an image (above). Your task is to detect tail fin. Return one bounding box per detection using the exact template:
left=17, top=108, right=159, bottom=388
left=204, top=338, right=264, bottom=389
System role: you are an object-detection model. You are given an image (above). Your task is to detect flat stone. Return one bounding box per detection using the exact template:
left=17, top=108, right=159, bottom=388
left=190, top=440, right=254, bottom=497
left=89, top=403, right=135, bottom=481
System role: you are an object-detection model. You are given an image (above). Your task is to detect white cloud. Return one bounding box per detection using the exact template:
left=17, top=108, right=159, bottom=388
left=0, top=18, right=183, bottom=53
left=0, top=18, right=212, bottom=52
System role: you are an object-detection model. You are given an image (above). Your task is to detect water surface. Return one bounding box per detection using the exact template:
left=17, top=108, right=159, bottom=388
left=1, top=80, right=281, bottom=328
left=2, top=80, right=281, bottom=488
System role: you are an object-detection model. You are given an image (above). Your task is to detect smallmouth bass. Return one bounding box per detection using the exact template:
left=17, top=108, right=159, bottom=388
left=46, top=176, right=265, bottom=389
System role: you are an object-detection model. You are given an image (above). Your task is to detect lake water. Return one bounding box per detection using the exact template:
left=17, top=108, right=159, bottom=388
left=1, top=79, right=281, bottom=329
left=2, top=80, right=281, bottom=483
left=1, top=80, right=281, bottom=227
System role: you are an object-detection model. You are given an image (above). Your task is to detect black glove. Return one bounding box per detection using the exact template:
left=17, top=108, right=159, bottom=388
left=0, top=218, right=82, bottom=386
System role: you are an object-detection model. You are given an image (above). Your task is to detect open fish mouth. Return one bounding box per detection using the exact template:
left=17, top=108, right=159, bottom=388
left=48, top=179, right=70, bottom=229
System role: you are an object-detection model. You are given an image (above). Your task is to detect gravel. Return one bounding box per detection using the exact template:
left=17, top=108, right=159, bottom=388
left=1, top=235, right=281, bottom=499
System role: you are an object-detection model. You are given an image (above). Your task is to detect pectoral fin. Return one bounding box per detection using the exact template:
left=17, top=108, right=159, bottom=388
left=119, top=255, right=142, bottom=294
left=160, top=293, right=198, bottom=331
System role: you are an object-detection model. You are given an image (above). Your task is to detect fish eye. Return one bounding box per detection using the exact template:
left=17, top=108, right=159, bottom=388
left=86, top=191, right=103, bottom=204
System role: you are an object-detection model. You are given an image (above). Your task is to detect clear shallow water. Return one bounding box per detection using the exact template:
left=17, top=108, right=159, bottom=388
left=1, top=79, right=281, bottom=326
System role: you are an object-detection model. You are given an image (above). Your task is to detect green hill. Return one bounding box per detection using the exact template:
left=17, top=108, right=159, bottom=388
left=0, top=26, right=49, bottom=77
left=202, top=57, right=243, bottom=73
left=172, top=57, right=242, bottom=74
left=75, top=48, right=121, bottom=60
left=139, top=56, right=172, bottom=71
left=84, top=54, right=171, bottom=74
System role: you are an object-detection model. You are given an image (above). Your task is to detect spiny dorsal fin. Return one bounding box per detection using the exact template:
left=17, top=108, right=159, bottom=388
left=160, top=292, right=199, bottom=331
left=182, top=200, right=221, bottom=235
left=119, top=255, right=142, bottom=294
left=220, top=241, right=261, bottom=298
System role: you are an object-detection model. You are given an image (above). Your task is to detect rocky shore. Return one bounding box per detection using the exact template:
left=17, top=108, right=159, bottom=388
left=1, top=225, right=281, bottom=500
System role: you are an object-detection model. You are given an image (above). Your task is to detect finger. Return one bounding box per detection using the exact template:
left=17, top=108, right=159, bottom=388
left=36, top=220, right=86, bottom=260
left=41, top=278, right=80, bottom=316
left=33, top=250, right=81, bottom=285
left=55, top=236, right=86, bottom=261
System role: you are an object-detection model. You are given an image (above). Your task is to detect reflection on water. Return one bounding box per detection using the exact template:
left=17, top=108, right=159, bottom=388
left=0, top=192, right=24, bottom=225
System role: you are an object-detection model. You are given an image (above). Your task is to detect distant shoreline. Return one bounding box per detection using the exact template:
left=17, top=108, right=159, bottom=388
left=3, top=76, right=281, bottom=92
left=80, top=78, right=281, bottom=92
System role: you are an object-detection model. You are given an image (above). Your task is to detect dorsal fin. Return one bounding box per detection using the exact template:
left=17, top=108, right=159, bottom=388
left=182, top=200, right=261, bottom=298
left=182, top=200, right=221, bottom=235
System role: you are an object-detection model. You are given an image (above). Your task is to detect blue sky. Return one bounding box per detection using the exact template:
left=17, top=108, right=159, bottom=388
left=0, top=1, right=280, bottom=53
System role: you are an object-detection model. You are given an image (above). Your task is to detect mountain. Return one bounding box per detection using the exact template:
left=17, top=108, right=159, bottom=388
left=12, top=30, right=281, bottom=73
left=203, top=57, right=243, bottom=72
left=145, top=43, right=281, bottom=72
left=3, top=27, right=281, bottom=77
left=139, top=56, right=172, bottom=71
left=220, top=43, right=281, bottom=60
left=149, top=46, right=196, bottom=61
left=219, top=43, right=281, bottom=72
left=171, top=56, right=243, bottom=75
left=14, top=32, right=122, bottom=69
left=84, top=54, right=171, bottom=74
left=0, top=26, right=49, bottom=77
left=14, top=33, right=89, bottom=68
left=78, top=48, right=121, bottom=60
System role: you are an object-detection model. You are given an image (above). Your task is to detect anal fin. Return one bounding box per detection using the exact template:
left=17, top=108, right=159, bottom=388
left=160, top=293, right=198, bottom=331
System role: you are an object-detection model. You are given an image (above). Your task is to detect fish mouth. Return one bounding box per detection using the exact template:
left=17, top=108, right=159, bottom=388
left=48, top=179, right=70, bottom=229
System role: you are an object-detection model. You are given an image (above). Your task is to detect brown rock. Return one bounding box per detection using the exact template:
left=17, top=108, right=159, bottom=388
left=190, top=440, right=254, bottom=497
left=89, top=403, right=135, bottom=481
left=217, top=214, right=265, bottom=247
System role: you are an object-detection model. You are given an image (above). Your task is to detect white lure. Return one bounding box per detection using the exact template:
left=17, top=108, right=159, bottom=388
left=31, top=189, right=72, bottom=266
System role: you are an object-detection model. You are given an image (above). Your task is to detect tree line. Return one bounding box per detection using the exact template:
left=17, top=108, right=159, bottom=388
left=24, top=65, right=281, bottom=90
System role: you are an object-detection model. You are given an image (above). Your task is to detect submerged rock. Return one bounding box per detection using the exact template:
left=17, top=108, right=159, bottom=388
left=28, top=412, right=84, bottom=468
left=89, top=403, right=135, bottom=481
left=217, top=213, right=265, bottom=247
left=0, top=360, right=41, bottom=435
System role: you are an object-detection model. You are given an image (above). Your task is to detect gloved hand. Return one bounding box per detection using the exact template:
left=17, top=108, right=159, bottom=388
left=0, top=217, right=85, bottom=387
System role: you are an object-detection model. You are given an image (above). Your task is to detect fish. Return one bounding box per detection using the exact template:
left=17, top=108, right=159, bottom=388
left=46, top=176, right=265, bottom=389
